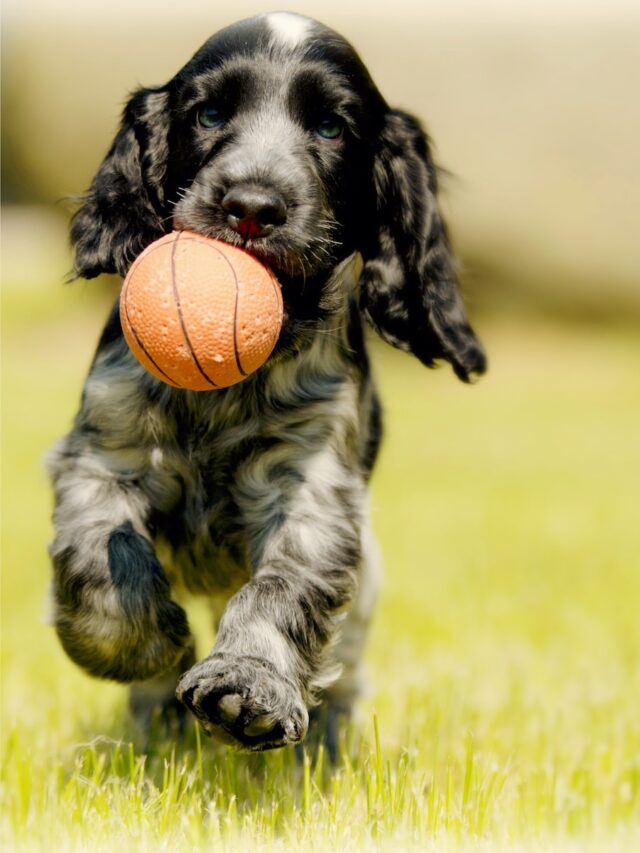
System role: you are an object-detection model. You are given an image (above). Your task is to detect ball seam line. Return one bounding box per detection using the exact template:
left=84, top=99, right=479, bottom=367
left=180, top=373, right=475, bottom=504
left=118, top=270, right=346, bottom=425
left=232, top=279, right=248, bottom=377
left=174, top=233, right=252, bottom=378
left=215, top=244, right=248, bottom=378
left=175, top=233, right=250, bottom=378
left=268, top=267, right=283, bottom=333
left=176, top=234, right=282, bottom=378
left=120, top=280, right=181, bottom=388
left=171, top=232, right=220, bottom=389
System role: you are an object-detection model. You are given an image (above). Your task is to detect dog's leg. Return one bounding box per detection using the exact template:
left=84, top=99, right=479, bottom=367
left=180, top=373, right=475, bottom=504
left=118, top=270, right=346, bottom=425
left=310, top=517, right=381, bottom=759
left=129, top=644, right=196, bottom=740
left=177, top=448, right=363, bottom=751
left=48, top=440, right=192, bottom=684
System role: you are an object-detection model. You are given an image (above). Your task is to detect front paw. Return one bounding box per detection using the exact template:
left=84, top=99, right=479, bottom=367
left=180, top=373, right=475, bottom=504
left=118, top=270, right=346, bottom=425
left=176, top=654, right=308, bottom=750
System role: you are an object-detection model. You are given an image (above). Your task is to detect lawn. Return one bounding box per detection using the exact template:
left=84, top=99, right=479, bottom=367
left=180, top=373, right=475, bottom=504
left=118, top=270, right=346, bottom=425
left=2, top=278, right=639, bottom=851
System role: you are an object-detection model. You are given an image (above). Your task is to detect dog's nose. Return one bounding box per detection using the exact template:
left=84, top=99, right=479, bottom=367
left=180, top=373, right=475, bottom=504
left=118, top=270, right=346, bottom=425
left=222, top=186, right=287, bottom=239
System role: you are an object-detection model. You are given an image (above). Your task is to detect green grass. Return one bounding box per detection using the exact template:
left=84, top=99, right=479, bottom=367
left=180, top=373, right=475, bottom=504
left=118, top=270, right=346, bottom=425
left=2, top=280, right=639, bottom=851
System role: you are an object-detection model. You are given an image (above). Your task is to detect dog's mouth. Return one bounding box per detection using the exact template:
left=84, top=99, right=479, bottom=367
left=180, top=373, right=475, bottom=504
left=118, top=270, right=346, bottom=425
left=172, top=206, right=340, bottom=283
left=216, top=230, right=299, bottom=279
left=173, top=227, right=338, bottom=298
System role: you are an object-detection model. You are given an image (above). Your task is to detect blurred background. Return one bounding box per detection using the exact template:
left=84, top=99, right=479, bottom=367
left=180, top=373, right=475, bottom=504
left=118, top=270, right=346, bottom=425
left=2, top=2, right=640, bottom=847
left=3, top=0, right=640, bottom=318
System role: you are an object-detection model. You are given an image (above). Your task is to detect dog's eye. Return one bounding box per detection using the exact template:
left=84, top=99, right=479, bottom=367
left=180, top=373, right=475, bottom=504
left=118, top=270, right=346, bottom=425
left=197, top=106, right=225, bottom=129
left=316, top=115, right=344, bottom=141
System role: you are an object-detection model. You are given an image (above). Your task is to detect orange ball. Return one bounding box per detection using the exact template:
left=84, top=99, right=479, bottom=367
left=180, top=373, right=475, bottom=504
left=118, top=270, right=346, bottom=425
left=120, top=231, right=283, bottom=391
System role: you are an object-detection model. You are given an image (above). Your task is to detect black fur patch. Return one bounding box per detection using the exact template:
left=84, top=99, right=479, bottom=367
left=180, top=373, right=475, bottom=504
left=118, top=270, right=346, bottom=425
left=108, top=522, right=169, bottom=608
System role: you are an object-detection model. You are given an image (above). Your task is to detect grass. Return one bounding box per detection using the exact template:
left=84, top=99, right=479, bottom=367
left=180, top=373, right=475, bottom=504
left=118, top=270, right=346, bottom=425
left=1, top=277, right=639, bottom=851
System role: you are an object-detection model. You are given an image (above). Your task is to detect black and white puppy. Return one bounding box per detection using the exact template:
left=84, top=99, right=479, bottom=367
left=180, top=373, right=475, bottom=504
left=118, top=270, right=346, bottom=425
left=48, top=12, right=485, bottom=751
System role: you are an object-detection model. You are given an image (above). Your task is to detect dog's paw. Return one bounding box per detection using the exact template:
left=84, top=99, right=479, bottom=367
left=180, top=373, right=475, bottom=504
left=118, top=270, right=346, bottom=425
left=175, top=654, right=308, bottom=750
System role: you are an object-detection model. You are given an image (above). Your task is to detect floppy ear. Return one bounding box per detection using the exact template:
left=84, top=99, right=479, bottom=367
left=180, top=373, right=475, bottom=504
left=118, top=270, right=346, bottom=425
left=359, top=110, right=486, bottom=381
left=70, top=88, right=170, bottom=279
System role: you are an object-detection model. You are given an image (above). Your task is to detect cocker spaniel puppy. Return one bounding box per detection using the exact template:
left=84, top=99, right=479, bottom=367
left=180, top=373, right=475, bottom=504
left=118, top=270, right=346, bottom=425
left=48, top=12, right=485, bottom=752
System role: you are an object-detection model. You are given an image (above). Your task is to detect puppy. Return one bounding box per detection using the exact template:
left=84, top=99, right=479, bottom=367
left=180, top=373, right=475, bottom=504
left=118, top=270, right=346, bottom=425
left=48, top=12, right=485, bottom=752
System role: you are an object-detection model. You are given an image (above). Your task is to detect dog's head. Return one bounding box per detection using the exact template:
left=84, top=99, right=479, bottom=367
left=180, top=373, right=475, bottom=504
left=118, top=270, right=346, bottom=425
left=72, top=12, right=485, bottom=380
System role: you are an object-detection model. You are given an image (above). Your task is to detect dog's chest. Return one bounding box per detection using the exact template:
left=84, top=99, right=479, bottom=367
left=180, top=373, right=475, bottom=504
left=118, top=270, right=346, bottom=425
left=126, top=340, right=355, bottom=596
left=146, top=411, right=261, bottom=596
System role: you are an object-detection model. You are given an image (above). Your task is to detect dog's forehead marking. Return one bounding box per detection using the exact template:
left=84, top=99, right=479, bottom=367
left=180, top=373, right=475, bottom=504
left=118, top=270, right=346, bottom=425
left=265, top=12, right=312, bottom=48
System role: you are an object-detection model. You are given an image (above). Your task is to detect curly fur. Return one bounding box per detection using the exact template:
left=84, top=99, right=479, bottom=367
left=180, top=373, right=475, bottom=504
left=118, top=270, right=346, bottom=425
left=48, top=12, right=485, bottom=752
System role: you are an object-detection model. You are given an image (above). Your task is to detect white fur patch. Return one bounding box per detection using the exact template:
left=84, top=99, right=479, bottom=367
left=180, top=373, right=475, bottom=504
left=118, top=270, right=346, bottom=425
left=243, top=618, right=297, bottom=674
left=266, top=12, right=311, bottom=48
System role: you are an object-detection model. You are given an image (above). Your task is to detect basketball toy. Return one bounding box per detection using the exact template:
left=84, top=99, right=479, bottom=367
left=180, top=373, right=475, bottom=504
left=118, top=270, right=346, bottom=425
left=120, top=231, right=283, bottom=391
